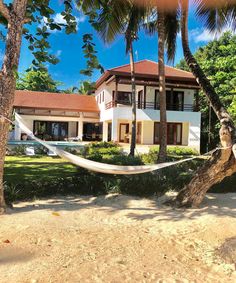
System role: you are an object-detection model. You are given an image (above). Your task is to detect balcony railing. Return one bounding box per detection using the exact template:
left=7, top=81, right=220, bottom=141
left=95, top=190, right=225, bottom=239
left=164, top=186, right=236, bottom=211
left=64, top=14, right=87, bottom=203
left=105, top=100, right=195, bottom=112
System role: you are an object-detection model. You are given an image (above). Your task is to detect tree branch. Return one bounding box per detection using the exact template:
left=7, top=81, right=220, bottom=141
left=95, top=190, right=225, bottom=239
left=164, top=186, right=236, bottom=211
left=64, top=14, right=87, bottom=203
left=23, top=17, right=31, bottom=24
left=0, top=1, right=10, bottom=21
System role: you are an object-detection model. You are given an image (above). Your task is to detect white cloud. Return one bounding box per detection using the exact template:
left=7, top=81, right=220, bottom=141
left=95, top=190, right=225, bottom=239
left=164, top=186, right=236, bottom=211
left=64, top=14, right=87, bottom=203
left=40, top=13, right=86, bottom=33
left=189, top=26, right=235, bottom=43
left=55, top=49, right=62, bottom=57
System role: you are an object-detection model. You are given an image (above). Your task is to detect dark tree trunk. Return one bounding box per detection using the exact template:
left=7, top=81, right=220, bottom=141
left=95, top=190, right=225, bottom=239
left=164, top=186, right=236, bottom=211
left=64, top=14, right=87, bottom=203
left=157, top=11, right=167, bottom=163
left=129, top=42, right=137, bottom=156
left=174, top=0, right=236, bottom=207
left=0, top=0, right=28, bottom=213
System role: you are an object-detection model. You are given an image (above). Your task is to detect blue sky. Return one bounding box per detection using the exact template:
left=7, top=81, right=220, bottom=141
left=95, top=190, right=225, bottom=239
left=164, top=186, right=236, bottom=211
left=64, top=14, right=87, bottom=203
left=0, top=1, right=233, bottom=90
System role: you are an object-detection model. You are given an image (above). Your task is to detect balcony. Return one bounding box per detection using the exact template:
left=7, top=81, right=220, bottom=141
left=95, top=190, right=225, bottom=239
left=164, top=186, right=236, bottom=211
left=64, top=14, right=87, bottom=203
left=105, top=100, right=195, bottom=112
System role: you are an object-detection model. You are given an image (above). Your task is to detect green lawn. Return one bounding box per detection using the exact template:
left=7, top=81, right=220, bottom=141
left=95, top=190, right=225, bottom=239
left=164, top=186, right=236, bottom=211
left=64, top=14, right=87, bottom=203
left=3, top=155, right=236, bottom=196
left=4, top=156, right=77, bottom=184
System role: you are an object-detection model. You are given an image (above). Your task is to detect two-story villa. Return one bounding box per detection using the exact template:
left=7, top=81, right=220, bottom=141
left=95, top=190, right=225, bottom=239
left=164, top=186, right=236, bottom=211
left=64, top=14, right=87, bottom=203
left=11, top=60, right=201, bottom=151
left=95, top=60, right=201, bottom=151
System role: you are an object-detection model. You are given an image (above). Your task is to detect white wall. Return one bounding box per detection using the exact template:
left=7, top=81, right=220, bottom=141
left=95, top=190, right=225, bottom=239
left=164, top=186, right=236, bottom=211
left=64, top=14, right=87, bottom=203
left=14, top=114, right=100, bottom=140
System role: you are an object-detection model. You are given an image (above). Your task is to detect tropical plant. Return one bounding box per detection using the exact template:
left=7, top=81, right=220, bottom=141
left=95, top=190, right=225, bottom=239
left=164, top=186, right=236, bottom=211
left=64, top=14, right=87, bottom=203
left=137, top=0, right=236, bottom=206
left=78, top=80, right=96, bottom=94
left=174, top=0, right=236, bottom=207
left=80, top=33, right=104, bottom=77
left=176, top=32, right=236, bottom=151
left=63, top=81, right=96, bottom=94
left=16, top=67, right=61, bottom=92
left=81, top=0, right=147, bottom=156
left=0, top=0, right=102, bottom=213
left=144, top=2, right=179, bottom=162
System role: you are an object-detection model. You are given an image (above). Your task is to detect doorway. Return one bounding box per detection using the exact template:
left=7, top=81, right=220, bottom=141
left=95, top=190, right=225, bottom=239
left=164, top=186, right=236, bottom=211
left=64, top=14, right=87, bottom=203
left=119, top=123, right=129, bottom=143
left=108, top=122, right=112, bottom=142
left=136, top=122, right=142, bottom=144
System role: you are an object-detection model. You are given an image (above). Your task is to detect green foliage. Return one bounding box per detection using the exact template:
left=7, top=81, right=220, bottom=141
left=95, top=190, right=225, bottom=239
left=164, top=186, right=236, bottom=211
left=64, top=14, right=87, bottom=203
left=64, top=81, right=96, bottom=95
left=4, top=144, right=236, bottom=203
left=0, top=1, right=103, bottom=76
left=8, top=145, right=27, bottom=156
left=229, top=99, right=236, bottom=121
left=141, top=146, right=198, bottom=164
left=3, top=155, right=203, bottom=202
left=176, top=32, right=236, bottom=150
left=16, top=68, right=61, bottom=92
left=80, top=34, right=104, bottom=77
left=78, top=81, right=96, bottom=94
left=23, top=0, right=79, bottom=70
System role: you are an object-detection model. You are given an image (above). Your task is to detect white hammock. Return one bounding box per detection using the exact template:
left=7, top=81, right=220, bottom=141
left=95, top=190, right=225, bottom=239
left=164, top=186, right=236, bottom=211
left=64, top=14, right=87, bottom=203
left=15, top=113, right=200, bottom=175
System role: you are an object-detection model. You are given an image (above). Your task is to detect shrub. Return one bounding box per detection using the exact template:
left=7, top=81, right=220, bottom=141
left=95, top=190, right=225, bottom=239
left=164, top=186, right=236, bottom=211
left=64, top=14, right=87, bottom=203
left=87, top=141, right=119, bottom=149
left=167, top=146, right=198, bottom=156
left=4, top=142, right=206, bottom=204
left=63, top=146, right=81, bottom=155
left=10, top=145, right=27, bottom=155
left=34, top=145, right=48, bottom=155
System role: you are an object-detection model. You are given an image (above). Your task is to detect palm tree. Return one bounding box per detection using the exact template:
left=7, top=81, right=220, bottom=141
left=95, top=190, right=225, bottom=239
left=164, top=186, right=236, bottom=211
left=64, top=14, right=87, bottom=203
left=144, top=4, right=179, bottom=162
left=81, top=0, right=146, bottom=156
left=138, top=0, right=236, bottom=206
left=174, top=0, right=236, bottom=207
left=157, top=10, right=168, bottom=162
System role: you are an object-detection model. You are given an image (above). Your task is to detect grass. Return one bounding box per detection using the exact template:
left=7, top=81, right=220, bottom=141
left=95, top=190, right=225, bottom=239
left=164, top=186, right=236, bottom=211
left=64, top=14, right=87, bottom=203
left=4, top=156, right=77, bottom=184
left=3, top=154, right=236, bottom=204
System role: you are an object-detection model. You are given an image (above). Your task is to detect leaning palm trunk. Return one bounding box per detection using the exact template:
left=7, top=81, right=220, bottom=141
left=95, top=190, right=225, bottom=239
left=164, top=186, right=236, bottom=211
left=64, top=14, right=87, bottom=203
left=129, top=42, right=137, bottom=156
left=0, top=0, right=28, bottom=213
left=157, top=11, right=167, bottom=162
left=174, top=0, right=236, bottom=207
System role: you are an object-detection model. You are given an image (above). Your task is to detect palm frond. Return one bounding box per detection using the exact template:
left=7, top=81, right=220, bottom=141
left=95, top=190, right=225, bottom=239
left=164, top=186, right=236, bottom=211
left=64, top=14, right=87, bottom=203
left=195, top=0, right=229, bottom=32
left=164, top=6, right=180, bottom=63
left=96, top=0, right=129, bottom=43
left=125, top=4, right=147, bottom=53
left=143, top=8, right=157, bottom=35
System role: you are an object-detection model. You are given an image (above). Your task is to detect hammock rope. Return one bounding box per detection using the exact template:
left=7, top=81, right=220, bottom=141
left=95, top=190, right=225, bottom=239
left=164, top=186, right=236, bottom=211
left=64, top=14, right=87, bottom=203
left=1, top=113, right=232, bottom=175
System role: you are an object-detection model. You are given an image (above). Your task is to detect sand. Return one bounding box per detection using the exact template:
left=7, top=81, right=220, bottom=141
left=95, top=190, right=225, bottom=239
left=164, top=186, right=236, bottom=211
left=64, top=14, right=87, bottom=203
left=0, top=193, right=236, bottom=283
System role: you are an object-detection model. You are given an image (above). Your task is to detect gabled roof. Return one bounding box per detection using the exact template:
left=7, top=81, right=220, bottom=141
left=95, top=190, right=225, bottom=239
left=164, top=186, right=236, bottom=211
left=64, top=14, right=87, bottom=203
left=13, top=90, right=99, bottom=113
left=96, top=59, right=197, bottom=88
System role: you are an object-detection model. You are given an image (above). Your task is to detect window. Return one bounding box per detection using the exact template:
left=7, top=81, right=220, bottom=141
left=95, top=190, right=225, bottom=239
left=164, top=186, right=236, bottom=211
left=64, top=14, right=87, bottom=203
left=166, top=90, right=184, bottom=111
left=34, top=121, right=68, bottom=141
left=116, top=91, right=131, bottom=104
left=138, top=90, right=143, bottom=109
left=83, top=122, right=103, bottom=141
left=102, top=91, right=104, bottom=102
left=154, top=122, right=182, bottom=145
left=154, top=90, right=159, bottom=110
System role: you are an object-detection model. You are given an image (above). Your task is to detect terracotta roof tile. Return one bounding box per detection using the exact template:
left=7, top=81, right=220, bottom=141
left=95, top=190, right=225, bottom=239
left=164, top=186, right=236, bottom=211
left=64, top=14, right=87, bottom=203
left=111, top=60, right=195, bottom=78
left=13, top=90, right=99, bottom=113
left=96, top=60, right=197, bottom=87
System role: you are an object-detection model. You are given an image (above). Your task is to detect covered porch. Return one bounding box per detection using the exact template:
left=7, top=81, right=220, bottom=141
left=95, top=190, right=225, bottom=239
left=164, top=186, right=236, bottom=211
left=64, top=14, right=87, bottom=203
left=102, top=119, right=195, bottom=148
left=11, top=110, right=102, bottom=142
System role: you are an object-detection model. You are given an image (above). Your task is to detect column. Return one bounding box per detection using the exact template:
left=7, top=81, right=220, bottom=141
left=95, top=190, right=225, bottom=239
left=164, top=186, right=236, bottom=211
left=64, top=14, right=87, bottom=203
left=102, top=121, right=108, bottom=142
left=14, top=120, right=21, bottom=140
left=78, top=120, right=83, bottom=141
left=111, top=119, right=118, bottom=142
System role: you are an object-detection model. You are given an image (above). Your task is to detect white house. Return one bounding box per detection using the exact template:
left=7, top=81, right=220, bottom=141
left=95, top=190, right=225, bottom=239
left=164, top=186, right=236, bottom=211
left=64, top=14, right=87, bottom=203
left=12, top=60, right=201, bottom=151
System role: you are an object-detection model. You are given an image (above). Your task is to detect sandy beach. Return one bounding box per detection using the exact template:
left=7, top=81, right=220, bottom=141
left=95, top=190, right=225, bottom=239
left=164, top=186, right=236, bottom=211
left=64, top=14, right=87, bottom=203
left=0, top=193, right=235, bottom=283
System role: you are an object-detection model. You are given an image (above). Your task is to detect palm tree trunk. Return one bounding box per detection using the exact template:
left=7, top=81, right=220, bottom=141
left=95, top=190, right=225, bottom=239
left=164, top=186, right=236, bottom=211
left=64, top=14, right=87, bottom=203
left=174, top=0, right=236, bottom=207
left=129, top=42, right=137, bottom=156
left=157, top=11, right=167, bottom=162
left=0, top=0, right=28, bottom=213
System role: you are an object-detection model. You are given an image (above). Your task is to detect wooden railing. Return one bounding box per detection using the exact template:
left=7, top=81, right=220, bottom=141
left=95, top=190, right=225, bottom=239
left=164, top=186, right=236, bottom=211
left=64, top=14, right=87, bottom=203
left=105, top=100, right=195, bottom=112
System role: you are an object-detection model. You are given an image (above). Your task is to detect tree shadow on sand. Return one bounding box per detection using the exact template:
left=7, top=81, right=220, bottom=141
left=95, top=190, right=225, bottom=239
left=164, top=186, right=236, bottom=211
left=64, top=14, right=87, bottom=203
left=7, top=193, right=236, bottom=222
left=0, top=247, right=34, bottom=265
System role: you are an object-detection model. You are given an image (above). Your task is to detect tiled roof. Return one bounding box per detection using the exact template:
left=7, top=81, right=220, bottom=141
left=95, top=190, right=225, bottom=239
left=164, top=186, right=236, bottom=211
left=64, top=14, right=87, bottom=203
left=96, top=60, right=197, bottom=87
left=13, top=90, right=99, bottom=113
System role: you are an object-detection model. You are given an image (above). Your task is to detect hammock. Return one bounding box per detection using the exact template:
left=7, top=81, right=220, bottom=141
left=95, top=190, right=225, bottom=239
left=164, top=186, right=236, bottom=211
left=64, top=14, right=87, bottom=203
left=13, top=113, right=202, bottom=175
